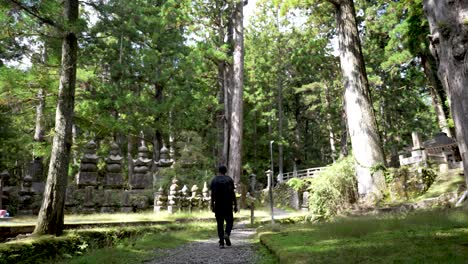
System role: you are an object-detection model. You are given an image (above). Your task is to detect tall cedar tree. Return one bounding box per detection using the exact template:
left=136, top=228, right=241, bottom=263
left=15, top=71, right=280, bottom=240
left=34, top=0, right=78, bottom=235
left=331, top=0, right=386, bottom=202
left=424, top=0, right=468, bottom=185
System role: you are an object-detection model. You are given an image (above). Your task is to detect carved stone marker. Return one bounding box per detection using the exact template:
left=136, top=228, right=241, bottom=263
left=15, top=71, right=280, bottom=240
left=121, top=190, right=133, bottom=213
left=201, top=182, right=211, bottom=210
left=154, top=186, right=167, bottom=213
left=83, top=186, right=96, bottom=213
left=190, top=184, right=201, bottom=212
left=130, top=143, right=152, bottom=189
left=18, top=174, right=34, bottom=215
left=77, top=140, right=99, bottom=187
left=180, top=185, right=190, bottom=212
left=158, top=145, right=174, bottom=167
left=0, top=171, right=9, bottom=210
left=167, top=177, right=179, bottom=214
left=301, top=191, right=310, bottom=212
left=101, top=189, right=115, bottom=213
left=104, top=142, right=123, bottom=188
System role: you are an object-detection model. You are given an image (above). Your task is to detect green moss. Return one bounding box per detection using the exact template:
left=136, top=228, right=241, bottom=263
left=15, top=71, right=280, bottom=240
left=0, top=222, right=217, bottom=264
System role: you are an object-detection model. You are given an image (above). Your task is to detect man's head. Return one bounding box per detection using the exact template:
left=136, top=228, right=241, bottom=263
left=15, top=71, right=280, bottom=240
left=218, top=165, right=227, bottom=175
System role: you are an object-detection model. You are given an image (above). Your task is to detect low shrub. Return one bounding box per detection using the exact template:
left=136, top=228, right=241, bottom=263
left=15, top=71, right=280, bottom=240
left=307, top=156, right=357, bottom=221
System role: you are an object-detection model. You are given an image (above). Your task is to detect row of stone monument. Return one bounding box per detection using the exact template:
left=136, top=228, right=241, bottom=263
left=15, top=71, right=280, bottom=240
left=0, top=139, right=203, bottom=215
left=64, top=177, right=212, bottom=214
left=77, top=139, right=175, bottom=189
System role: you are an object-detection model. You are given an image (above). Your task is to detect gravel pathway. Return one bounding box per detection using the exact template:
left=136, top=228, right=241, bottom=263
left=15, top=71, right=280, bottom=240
left=145, top=224, right=258, bottom=264
left=145, top=209, right=290, bottom=264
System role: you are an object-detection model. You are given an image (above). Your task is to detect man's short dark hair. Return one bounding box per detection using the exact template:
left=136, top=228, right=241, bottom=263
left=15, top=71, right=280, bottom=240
left=218, top=165, right=227, bottom=174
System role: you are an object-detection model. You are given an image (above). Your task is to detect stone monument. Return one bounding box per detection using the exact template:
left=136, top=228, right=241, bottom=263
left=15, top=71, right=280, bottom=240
left=154, top=186, right=167, bottom=213
left=76, top=140, right=99, bottom=187
left=121, top=190, right=133, bottom=213
left=104, top=142, right=123, bottom=188
left=190, top=184, right=201, bottom=212
left=130, top=143, right=152, bottom=189
left=167, top=177, right=179, bottom=213
left=83, top=186, right=96, bottom=213
left=180, top=185, right=190, bottom=212
left=301, top=191, right=310, bottom=212
left=201, top=182, right=211, bottom=210
left=18, top=175, right=34, bottom=215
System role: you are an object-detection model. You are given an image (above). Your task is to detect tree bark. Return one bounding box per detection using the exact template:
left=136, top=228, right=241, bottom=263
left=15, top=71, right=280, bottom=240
left=34, top=0, right=78, bottom=236
left=339, top=107, right=349, bottom=158
left=334, top=0, right=386, bottom=202
left=276, top=9, right=284, bottom=183
left=420, top=54, right=451, bottom=137
left=325, top=86, right=337, bottom=162
left=228, top=0, right=245, bottom=186
left=424, top=0, right=468, bottom=185
left=34, top=88, right=46, bottom=143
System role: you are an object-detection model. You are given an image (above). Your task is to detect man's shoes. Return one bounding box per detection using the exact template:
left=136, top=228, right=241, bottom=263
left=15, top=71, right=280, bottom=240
left=224, top=233, right=231, bottom=246
left=219, top=243, right=225, bottom=249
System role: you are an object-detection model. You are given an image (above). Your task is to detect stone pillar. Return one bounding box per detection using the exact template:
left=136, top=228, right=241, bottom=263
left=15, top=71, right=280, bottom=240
left=154, top=186, right=167, bottom=213
left=410, top=132, right=427, bottom=165
left=101, top=189, right=115, bottom=213
left=18, top=175, right=34, bottom=215
left=76, top=140, right=99, bottom=187
left=121, top=190, right=133, bottom=213
left=104, top=142, right=123, bottom=188
left=412, top=132, right=423, bottom=150
left=0, top=171, right=8, bottom=210
left=301, top=191, right=310, bottom=212
left=180, top=185, right=190, bottom=212
left=167, top=177, right=179, bottom=214
left=190, top=185, right=200, bottom=213
left=249, top=174, right=256, bottom=194
left=130, top=143, right=153, bottom=189
left=201, top=182, right=211, bottom=210
left=83, top=186, right=96, bottom=214
left=154, top=145, right=174, bottom=187
left=65, top=186, right=76, bottom=213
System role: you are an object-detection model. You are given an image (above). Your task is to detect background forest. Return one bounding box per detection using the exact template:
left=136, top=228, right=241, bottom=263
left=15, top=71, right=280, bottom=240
left=0, top=0, right=445, bottom=189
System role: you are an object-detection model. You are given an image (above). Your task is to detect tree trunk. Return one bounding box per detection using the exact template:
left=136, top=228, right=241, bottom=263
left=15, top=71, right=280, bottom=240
left=420, top=54, right=451, bottom=136
left=228, top=0, right=245, bottom=186
left=276, top=8, right=284, bottom=183
left=334, top=0, right=386, bottom=202
left=223, top=14, right=234, bottom=168
left=325, top=86, right=337, bottom=162
left=339, top=107, right=349, bottom=158
left=34, top=0, right=78, bottom=236
left=217, top=61, right=227, bottom=165
left=424, top=0, right=468, bottom=185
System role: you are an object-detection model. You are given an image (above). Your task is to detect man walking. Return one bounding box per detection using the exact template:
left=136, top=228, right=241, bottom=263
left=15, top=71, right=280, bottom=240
left=210, top=165, right=238, bottom=249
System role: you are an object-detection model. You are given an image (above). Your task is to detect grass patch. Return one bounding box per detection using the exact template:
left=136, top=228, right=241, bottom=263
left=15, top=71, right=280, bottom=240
left=52, top=222, right=215, bottom=264
left=258, top=209, right=468, bottom=264
left=418, top=169, right=465, bottom=200
left=0, top=209, right=267, bottom=227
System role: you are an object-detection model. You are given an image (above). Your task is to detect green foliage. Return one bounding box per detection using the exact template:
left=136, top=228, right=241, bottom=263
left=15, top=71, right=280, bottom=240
left=286, top=178, right=306, bottom=192
left=419, top=167, right=437, bottom=191
left=307, top=156, right=357, bottom=221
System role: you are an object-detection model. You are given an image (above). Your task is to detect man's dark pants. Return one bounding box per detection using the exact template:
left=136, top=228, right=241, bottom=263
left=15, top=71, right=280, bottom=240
left=215, top=209, right=233, bottom=244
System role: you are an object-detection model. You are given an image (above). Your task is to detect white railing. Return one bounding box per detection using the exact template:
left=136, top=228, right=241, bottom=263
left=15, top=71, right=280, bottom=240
left=282, top=167, right=327, bottom=181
